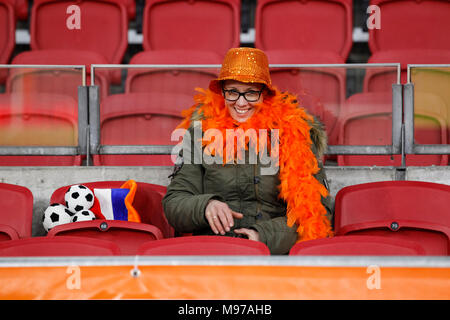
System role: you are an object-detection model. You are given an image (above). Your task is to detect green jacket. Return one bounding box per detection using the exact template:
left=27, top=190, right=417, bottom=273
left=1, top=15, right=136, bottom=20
left=163, top=118, right=334, bottom=255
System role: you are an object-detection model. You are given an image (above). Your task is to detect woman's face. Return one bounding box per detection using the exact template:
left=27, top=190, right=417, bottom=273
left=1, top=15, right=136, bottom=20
left=222, top=80, right=265, bottom=123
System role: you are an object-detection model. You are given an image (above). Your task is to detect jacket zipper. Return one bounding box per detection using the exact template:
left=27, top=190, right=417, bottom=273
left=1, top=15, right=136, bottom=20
left=254, top=164, right=262, bottom=217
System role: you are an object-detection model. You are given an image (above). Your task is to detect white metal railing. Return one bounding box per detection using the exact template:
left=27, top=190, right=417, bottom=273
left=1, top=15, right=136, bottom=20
left=0, top=255, right=449, bottom=268
left=1, top=63, right=449, bottom=164
left=89, top=63, right=403, bottom=164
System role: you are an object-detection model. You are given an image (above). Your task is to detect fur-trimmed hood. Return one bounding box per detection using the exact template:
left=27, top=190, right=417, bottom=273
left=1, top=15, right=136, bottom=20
left=307, top=116, right=328, bottom=161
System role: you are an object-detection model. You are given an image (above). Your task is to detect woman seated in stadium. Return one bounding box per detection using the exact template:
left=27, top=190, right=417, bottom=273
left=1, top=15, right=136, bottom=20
left=162, top=47, right=334, bottom=254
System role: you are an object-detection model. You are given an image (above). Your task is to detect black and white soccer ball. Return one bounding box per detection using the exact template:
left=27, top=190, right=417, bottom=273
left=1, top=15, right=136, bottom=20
left=42, top=203, right=73, bottom=232
left=72, top=209, right=96, bottom=222
left=65, top=184, right=94, bottom=213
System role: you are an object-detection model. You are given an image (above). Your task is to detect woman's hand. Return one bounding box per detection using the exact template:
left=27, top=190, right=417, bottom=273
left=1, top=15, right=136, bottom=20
left=234, top=228, right=260, bottom=241
left=205, top=200, right=243, bottom=235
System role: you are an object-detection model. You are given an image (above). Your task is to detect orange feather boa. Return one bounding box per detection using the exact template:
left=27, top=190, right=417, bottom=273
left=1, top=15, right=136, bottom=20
left=178, top=88, right=333, bottom=242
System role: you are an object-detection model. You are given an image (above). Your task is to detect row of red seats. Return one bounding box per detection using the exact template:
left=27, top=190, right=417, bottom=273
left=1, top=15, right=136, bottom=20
left=1, top=0, right=449, bottom=167
left=0, top=180, right=448, bottom=256
left=0, top=234, right=430, bottom=256
left=6, top=0, right=449, bottom=120
left=0, top=235, right=271, bottom=256
left=2, top=0, right=449, bottom=119
left=0, top=0, right=135, bottom=21
left=2, top=0, right=450, bottom=66
left=0, top=0, right=240, bottom=66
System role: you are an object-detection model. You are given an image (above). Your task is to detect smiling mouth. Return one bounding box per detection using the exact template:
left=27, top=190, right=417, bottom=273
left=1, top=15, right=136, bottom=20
left=234, top=107, right=251, bottom=114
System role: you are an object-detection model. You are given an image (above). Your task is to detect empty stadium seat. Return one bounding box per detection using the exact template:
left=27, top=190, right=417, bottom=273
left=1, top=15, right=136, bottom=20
left=0, top=182, right=33, bottom=241
left=255, top=0, right=353, bottom=61
left=0, top=0, right=14, bottom=63
left=0, top=236, right=121, bottom=256
left=5, top=0, right=28, bottom=20
left=142, top=0, right=240, bottom=57
left=364, top=52, right=450, bottom=164
left=337, top=92, right=448, bottom=166
left=9, top=49, right=111, bottom=100
left=289, top=235, right=426, bottom=256
left=0, top=0, right=15, bottom=84
left=337, top=93, right=398, bottom=165
left=334, top=181, right=450, bottom=255
left=266, top=50, right=346, bottom=145
left=126, top=50, right=221, bottom=96
left=30, top=0, right=128, bottom=64
left=94, top=92, right=188, bottom=166
left=137, top=235, right=271, bottom=255
left=0, top=92, right=82, bottom=166
left=49, top=181, right=171, bottom=254
left=121, top=0, right=136, bottom=19
left=368, top=0, right=450, bottom=54
left=366, top=0, right=450, bottom=90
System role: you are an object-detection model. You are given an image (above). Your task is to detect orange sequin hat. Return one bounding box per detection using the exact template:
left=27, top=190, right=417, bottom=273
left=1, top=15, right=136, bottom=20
left=209, top=47, right=275, bottom=95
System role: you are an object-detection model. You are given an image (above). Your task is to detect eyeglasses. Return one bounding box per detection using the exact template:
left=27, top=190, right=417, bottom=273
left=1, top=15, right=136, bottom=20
left=222, top=89, right=263, bottom=102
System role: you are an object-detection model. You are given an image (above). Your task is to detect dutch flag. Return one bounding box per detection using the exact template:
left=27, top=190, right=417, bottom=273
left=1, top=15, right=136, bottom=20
left=93, top=188, right=130, bottom=221
left=90, top=180, right=141, bottom=223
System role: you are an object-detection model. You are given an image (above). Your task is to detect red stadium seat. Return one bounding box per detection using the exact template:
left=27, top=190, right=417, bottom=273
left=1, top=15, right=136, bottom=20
left=49, top=181, right=171, bottom=254
left=335, top=181, right=450, bottom=255
left=266, top=50, right=346, bottom=145
left=368, top=0, right=450, bottom=54
left=142, top=0, right=240, bottom=57
left=366, top=0, right=450, bottom=90
left=255, top=0, right=353, bottom=61
left=93, top=92, right=188, bottom=166
left=50, top=181, right=170, bottom=234
left=30, top=0, right=128, bottom=64
left=137, top=235, right=271, bottom=255
left=337, top=92, right=448, bottom=166
left=0, top=0, right=14, bottom=84
left=126, top=50, right=221, bottom=96
left=3, top=0, right=28, bottom=20
left=0, top=0, right=15, bottom=65
left=47, top=220, right=163, bottom=255
left=289, top=235, right=426, bottom=256
left=364, top=52, right=450, bottom=162
left=121, top=0, right=136, bottom=19
left=9, top=49, right=111, bottom=100
left=0, top=182, right=33, bottom=241
left=0, top=236, right=121, bottom=256
left=0, top=92, right=82, bottom=166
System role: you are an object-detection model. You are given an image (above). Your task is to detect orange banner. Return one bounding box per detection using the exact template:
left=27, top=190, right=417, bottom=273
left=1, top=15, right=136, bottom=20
left=0, top=264, right=449, bottom=300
